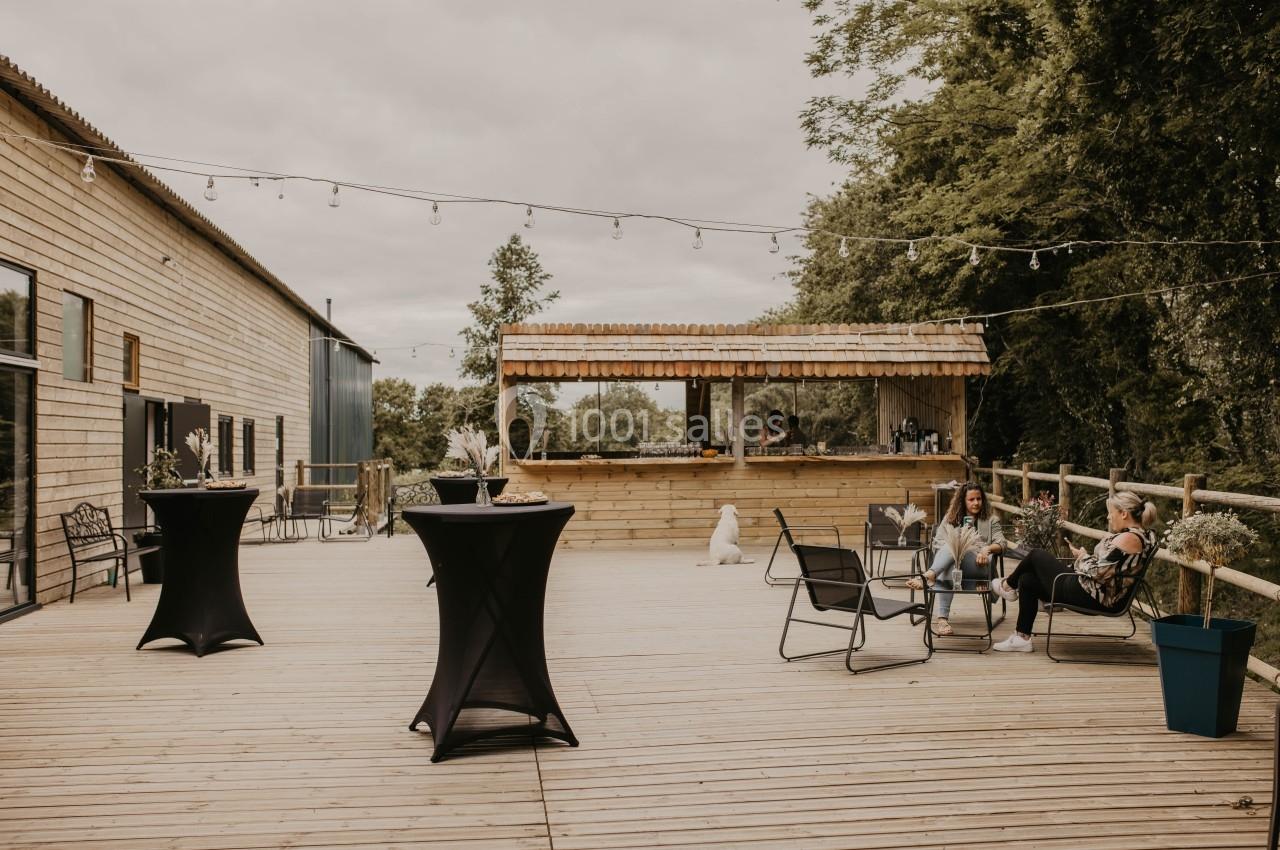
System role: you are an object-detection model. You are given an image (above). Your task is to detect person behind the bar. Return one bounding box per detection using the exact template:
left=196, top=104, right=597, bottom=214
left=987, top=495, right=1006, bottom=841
left=906, top=483, right=1006, bottom=636
left=988, top=491, right=1158, bottom=652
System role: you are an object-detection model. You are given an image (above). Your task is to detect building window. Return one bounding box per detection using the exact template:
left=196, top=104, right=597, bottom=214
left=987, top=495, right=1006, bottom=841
left=217, top=415, right=233, bottom=475
left=62, top=292, right=93, bottom=381
left=0, top=260, right=34, bottom=358
left=243, top=419, right=255, bottom=474
left=122, top=333, right=140, bottom=389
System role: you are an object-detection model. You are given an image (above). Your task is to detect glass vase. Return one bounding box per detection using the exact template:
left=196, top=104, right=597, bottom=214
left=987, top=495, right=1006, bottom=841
left=897, top=531, right=907, bottom=547
left=475, top=473, right=491, bottom=506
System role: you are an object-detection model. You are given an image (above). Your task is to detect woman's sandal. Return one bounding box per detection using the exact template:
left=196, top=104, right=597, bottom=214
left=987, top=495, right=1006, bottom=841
left=906, top=572, right=936, bottom=591
left=934, top=618, right=954, bottom=637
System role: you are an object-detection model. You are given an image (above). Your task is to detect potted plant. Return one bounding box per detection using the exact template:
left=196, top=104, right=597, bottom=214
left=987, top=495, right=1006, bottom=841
left=133, top=447, right=183, bottom=583
left=1011, top=491, right=1061, bottom=557
left=1152, top=510, right=1258, bottom=738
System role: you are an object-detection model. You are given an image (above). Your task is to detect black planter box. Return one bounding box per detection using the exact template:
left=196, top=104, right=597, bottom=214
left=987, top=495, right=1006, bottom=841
left=1151, top=614, right=1256, bottom=738
left=134, top=533, right=164, bottom=584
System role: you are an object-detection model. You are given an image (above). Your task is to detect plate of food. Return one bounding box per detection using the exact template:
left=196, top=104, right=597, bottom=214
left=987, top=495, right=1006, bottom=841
left=204, top=479, right=247, bottom=490
left=434, top=470, right=473, bottom=479
left=491, top=491, right=549, bottom=506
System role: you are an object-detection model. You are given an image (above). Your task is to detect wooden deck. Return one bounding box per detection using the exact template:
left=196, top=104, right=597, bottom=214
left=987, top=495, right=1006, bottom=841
left=0, top=538, right=1273, bottom=849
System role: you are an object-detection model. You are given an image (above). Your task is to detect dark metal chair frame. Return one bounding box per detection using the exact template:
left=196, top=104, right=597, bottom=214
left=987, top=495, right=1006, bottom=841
left=1041, top=549, right=1160, bottom=665
left=914, top=543, right=1009, bottom=649
left=318, top=492, right=373, bottom=541
left=779, top=543, right=930, bottom=675
left=59, top=502, right=159, bottom=603
left=385, top=481, right=439, bottom=538
left=863, top=503, right=929, bottom=579
left=763, top=507, right=843, bottom=586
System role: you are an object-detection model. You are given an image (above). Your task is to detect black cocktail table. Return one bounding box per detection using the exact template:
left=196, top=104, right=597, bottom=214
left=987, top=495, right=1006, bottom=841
left=428, top=476, right=508, bottom=505
left=137, top=488, right=264, bottom=657
left=403, top=502, right=577, bottom=762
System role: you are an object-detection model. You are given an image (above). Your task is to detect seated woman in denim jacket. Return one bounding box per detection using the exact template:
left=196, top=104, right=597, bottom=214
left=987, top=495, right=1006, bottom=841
left=906, top=483, right=1006, bottom=636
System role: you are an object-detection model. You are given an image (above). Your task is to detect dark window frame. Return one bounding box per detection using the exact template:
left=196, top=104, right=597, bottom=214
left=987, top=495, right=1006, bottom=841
left=61, top=290, right=94, bottom=382
left=242, top=418, right=255, bottom=475
left=122, top=332, right=140, bottom=390
left=0, top=258, right=36, bottom=360
left=217, top=415, right=234, bottom=475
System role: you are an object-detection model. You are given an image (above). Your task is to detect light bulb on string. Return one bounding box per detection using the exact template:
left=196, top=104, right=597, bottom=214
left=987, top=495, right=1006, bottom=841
left=1067, top=243, right=1074, bottom=254
left=203, top=176, right=218, bottom=201
left=523, top=206, right=535, bottom=229
left=277, top=179, right=286, bottom=200
left=1029, top=250, right=1040, bottom=271
left=449, top=347, right=455, bottom=359
left=430, top=201, right=442, bottom=226
left=838, top=237, right=849, bottom=258
left=968, top=245, right=980, bottom=266
left=328, top=184, right=341, bottom=208
left=612, top=218, right=623, bottom=240
left=79, top=155, right=96, bottom=183
left=333, top=338, right=340, bottom=353
left=411, top=347, right=417, bottom=359
left=768, top=234, right=780, bottom=254
left=249, top=177, right=260, bottom=187
left=692, top=228, right=703, bottom=250
left=907, top=240, right=919, bottom=262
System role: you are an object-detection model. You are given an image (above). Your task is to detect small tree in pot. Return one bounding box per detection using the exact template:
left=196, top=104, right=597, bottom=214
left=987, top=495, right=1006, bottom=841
left=1152, top=510, right=1258, bottom=738
left=133, top=447, right=183, bottom=582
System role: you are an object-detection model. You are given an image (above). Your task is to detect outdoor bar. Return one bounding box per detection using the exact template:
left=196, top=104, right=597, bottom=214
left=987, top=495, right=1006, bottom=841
left=499, top=322, right=991, bottom=547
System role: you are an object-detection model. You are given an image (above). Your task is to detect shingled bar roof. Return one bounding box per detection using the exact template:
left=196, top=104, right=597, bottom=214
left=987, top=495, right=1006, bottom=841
left=500, top=323, right=990, bottom=379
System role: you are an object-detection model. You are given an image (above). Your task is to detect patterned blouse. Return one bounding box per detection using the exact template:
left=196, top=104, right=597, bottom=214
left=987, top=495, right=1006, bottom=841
left=1075, top=527, right=1158, bottom=607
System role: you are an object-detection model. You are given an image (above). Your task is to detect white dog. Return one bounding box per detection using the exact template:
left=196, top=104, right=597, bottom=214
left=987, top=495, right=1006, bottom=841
left=697, top=504, right=755, bottom=565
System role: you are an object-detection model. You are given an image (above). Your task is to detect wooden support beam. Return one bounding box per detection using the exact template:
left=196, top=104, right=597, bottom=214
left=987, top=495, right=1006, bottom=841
left=1178, top=473, right=1207, bottom=616
left=991, top=460, right=1004, bottom=500
left=1021, top=462, right=1032, bottom=504
left=1059, top=464, right=1073, bottom=521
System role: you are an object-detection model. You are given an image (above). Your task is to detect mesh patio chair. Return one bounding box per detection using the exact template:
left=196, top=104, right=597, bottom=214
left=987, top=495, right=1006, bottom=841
left=1041, top=548, right=1160, bottom=664
left=763, top=507, right=844, bottom=586
left=779, top=543, right=930, bottom=675
left=318, top=492, right=373, bottom=541
left=864, top=503, right=930, bottom=578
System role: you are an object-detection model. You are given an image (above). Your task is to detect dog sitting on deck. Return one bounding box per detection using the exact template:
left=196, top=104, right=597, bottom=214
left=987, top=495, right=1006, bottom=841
left=697, top=504, right=755, bottom=565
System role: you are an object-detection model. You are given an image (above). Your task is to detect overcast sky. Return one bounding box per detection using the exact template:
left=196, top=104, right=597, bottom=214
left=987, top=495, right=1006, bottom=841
left=3, top=2, right=851, bottom=386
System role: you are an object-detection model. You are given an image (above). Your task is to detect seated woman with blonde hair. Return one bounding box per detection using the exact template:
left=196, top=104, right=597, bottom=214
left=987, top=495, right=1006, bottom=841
left=988, top=491, right=1158, bottom=652
left=906, top=483, right=1006, bottom=636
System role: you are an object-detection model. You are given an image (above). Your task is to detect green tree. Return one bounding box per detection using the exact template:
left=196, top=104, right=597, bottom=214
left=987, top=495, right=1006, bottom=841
left=372, top=378, right=427, bottom=472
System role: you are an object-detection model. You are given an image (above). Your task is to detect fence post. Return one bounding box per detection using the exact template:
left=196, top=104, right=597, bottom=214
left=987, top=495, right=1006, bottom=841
left=356, top=462, right=369, bottom=528
left=1108, top=467, right=1122, bottom=496
left=1177, top=473, right=1207, bottom=615
left=1021, top=463, right=1032, bottom=504
left=991, top=460, right=1004, bottom=501
left=1059, top=464, right=1073, bottom=521
left=296, top=459, right=305, bottom=488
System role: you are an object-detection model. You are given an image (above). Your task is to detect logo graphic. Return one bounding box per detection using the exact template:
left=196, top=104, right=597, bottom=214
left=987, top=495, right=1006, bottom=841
left=494, top=384, right=548, bottom=458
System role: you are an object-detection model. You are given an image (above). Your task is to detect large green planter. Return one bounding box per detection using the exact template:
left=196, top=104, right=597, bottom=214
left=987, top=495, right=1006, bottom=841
left=1150, top=614, right=1256, bottom=738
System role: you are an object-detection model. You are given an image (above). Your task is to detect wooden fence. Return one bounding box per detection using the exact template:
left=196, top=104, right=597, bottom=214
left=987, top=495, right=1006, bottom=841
left=295, top=459, right=394, bottom=528
left=976, top=461, right=1280, bottom=686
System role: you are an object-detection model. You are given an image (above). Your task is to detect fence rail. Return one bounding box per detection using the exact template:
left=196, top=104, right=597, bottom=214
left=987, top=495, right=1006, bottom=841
left=294, top=459, right=394, bottom=528
left=980, top=461, right=1280, bottom=687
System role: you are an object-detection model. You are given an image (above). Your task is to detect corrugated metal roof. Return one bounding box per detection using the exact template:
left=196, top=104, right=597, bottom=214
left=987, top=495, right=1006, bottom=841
left=499, top=322, right=990, bottom=379
left=0, top=54, right=374, bottom=362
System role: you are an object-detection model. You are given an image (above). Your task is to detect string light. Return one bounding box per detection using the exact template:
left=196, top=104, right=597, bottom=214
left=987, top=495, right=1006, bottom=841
left=249, top=177, right=260, bottom=187
left=692, top=228, right=703, bottom=250
left=203, top=176, right=217, bottom=201
left=968, top=245, right=980, bottom=266
left=328, top=183, right=341, bottom=208
left=1029, top=250, right=1040, bottom=271
left=449, top=347, right=455, bottom=358
left=333, top=338, right=341, bottom=353
left=277, top=178, right=285, bottom=200
left=769, top=234, right=780, bottom=254
left=612, top=217, right=623, bottom=240
left=524, top=205, right=535, bottom=229
left=430, top=201, right=442, bottom=226
left=838, top=237, right=849, bottom=258
left=907, top=240, right=919, bottom=261
left=79, top=155, right=95, bottom=183
left=411, top=347, right=417, bottom=358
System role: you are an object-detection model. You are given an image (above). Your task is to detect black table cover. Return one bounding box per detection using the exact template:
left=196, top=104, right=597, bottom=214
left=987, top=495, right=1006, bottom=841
left=403, top=502, right=577, bottom=762
left=428, top=476, right=508, bottom=505
left=136, top=488, right=264, bottom=657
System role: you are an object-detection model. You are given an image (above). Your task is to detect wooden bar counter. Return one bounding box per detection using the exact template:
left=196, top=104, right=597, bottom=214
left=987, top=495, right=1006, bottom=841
left=504, top=454, right=965, bottom=549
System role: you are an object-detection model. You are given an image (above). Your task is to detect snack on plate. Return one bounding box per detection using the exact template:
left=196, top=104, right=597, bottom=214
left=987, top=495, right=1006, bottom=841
left=204, top=479, right=247, bottom=490
left=701, top=448, right=719, bottom=458
left=491, top=490, right=549, bottom=505
left=434, top=470, right=471, bottom=478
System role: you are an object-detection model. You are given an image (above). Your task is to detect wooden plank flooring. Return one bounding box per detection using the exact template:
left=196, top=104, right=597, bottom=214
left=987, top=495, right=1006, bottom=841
left=0, top=538, right=1272, bottom=849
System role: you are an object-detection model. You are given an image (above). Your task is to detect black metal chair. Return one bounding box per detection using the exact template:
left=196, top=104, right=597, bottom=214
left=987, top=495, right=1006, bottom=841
left=779, top=543, right=930, bottom=675
left=59, top=503, right=160, bottom=603
left=913, top=539, right=1010, bottom=640
left=319, top=492, right=373, bottom=541
left=275, top=488, right=330, bottom=540
left=864, top=503, right=929, bottom=578
left=386, top=480, right=439, bottom=538
left=1042, top=548, right=1160, bottom=664
left=763, top=507, right=843, bottom=586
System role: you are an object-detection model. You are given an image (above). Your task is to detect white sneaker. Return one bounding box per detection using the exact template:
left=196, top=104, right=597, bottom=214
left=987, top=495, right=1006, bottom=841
left=992, top=633, right=1034, bottom=653
left=989, top=577, right=1018, bottom=602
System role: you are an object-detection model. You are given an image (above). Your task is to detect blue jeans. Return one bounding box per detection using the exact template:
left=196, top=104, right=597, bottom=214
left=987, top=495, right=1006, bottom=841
left=928, top=550, right=989, bottom=618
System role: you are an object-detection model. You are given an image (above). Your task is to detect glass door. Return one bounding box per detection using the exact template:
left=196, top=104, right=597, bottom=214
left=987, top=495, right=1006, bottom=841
left=0, top=367, right=34, bottom=615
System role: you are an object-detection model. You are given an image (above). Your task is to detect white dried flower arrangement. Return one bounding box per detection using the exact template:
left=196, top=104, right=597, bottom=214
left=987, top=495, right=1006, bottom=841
left=882, top=504, right=927, bottom=533
left=444, top=426, right=499, bottom=476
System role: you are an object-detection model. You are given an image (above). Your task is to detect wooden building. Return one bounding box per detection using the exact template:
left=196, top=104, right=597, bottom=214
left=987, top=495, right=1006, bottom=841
left=500, top=322, right=989, bottom=549
left=0, top=56, right=373, bottom=616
